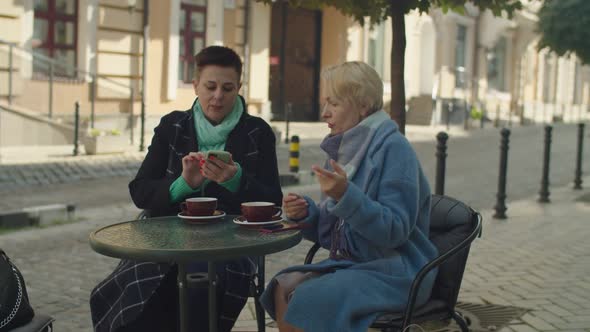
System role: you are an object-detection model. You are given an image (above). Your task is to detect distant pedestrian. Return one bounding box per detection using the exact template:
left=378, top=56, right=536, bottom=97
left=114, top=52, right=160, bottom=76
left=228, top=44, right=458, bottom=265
left=260, top=61, right=438, bottom=332
left=90, top=45, right=282, bottom=332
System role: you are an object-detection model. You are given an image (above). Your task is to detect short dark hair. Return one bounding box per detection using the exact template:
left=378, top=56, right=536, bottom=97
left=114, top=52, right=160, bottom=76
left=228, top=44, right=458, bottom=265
left=194, top=46, right=242, bottom=82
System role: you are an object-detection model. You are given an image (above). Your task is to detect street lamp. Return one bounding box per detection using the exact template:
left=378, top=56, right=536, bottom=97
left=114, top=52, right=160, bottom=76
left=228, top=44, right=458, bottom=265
left=127, top=0, right=148, bottom=152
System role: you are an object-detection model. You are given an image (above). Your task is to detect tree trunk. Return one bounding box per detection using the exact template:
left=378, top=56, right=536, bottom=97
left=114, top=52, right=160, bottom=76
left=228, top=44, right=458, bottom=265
left=390, top=3, right=407, bottom=134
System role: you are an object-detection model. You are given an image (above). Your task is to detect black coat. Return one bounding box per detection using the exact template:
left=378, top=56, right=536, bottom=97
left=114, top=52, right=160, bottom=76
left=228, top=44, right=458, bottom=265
left=129, top=96, right=283, bottom=216
left=91, top=97, right=283, bottom=332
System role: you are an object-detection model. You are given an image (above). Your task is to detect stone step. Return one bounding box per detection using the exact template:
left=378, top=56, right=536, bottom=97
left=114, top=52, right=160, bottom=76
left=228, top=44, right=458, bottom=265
left=0, top=203, right=76, bottom=229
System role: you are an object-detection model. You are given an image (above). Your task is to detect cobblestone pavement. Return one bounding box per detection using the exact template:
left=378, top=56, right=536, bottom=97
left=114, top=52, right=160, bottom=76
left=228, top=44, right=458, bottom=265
left=2, top=122, right=588, bottom=213
left=0, top=122, right=464, bottom=192
left=1, top=122, right=589, bottom=331
left=0, top=154, right=143, bottom=192
left=1, top=179, right=589, bottom=332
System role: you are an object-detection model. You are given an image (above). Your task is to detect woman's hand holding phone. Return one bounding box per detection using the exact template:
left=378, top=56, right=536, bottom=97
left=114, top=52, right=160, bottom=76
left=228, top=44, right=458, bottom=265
left=200, top=151, right=238, bottom=183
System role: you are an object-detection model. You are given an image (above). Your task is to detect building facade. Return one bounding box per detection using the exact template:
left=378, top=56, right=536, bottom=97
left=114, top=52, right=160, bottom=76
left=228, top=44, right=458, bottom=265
left=1, top=0, right=588, bottom=141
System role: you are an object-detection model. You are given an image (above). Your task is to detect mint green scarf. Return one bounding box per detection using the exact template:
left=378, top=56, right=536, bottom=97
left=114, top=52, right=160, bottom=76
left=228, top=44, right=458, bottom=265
left=193, top=96, right=243, bottom=152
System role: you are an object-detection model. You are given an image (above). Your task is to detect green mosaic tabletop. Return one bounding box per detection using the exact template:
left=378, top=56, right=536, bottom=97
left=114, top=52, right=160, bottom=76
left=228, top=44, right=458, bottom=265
left=89, top=215, right=302, bottom=263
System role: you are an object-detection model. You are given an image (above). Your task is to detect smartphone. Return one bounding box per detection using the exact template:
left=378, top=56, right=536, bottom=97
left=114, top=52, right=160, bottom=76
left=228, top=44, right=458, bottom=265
left=206, top=150, right=231, bottom=163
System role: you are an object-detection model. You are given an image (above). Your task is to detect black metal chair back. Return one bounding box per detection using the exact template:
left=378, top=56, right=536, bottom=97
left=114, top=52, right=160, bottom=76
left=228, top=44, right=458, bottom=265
left=303, top=194, right=482, bottom=332
left=9, top=314, right=54, bottom=332
left=428, top=194, right=480, bottom=309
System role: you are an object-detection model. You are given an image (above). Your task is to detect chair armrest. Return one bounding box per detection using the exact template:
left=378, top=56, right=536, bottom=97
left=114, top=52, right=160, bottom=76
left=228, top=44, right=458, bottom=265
left=304, top=242, right=321, bottom=264
left=401, top=213, right=482, bottom=329
left=137, top=210, right=151, bottom=220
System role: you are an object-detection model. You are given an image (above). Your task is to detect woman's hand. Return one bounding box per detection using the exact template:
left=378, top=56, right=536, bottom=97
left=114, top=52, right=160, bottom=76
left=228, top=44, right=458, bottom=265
left=312, top=160, right=348, bottom=201
left=283, top=193, right=309, bottom=220
left=201, top=153, right=238, bottom=183
left=181, top=152, right=205, bottom=188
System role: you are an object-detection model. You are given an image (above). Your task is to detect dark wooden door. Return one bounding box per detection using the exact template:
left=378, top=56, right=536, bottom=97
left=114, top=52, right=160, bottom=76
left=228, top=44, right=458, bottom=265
left=269, top=4, right=321, bottom=121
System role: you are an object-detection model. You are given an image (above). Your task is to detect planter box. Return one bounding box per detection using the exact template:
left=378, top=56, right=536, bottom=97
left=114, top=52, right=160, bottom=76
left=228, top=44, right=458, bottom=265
left=84, top=135, right=129, bottom=155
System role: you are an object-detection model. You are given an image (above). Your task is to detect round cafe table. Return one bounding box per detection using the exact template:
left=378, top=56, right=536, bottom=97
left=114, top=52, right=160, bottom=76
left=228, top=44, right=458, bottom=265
left=89, top=214, right=302, bottom=332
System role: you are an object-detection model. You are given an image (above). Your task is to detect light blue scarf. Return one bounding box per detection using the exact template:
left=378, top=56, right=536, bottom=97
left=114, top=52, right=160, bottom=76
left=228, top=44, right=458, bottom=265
left=193, top=96, right=243, bottom=152
left=317, top=110, right=391, bottom=255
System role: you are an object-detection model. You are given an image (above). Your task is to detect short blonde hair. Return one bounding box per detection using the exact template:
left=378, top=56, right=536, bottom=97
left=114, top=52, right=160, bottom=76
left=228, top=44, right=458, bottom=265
left=321, top=61, right=384, bottom=114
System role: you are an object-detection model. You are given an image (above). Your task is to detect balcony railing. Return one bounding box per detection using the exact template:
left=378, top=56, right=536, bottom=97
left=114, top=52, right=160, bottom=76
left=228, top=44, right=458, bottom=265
left=0, top=39, right=136, bottom=144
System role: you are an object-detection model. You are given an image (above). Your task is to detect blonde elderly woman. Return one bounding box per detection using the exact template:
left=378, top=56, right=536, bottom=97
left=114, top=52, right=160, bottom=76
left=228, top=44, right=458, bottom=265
left=260, top=61, right=438, bottom=332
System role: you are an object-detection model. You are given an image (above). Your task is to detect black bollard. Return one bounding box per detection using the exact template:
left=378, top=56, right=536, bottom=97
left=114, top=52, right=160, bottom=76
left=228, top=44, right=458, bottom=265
left=289, top=135, right=300, bottom=173
left=573, top=123, right=585, bottom=189
left=493, top=128, right=511, bottom=219
left=73, top=101, right=80, bottom=156
left=435, top=132, right=449, bottom=195
left=538, top=125, right=552, bottom=203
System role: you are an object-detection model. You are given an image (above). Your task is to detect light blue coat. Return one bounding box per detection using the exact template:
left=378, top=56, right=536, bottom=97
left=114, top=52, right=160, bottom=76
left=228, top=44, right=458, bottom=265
left=260, top=119, right=438, bottom=332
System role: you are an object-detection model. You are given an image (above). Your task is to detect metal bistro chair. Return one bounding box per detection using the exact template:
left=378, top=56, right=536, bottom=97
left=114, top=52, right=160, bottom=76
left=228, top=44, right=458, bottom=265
left=9, top=314, right=54, bottom=332
left=136, top=210, right=268, bottom=332
left=303, top=194, right=483, bottom=332
left=0, top=248, right=54, bottom=332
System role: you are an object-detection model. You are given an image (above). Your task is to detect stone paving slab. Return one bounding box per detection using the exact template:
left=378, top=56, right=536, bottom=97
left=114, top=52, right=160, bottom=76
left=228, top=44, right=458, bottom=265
left=0, top=178, right=588, bottom=331
left=0, top=122, right=467, bottom=191
left=0, top=153, right=145, bottom=192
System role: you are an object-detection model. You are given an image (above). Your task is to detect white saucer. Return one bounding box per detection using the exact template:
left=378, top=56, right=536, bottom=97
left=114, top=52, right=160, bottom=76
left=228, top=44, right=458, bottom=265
left=177, top=210, right=226, bottom=222
left=233, top=216, right=283, bottom=226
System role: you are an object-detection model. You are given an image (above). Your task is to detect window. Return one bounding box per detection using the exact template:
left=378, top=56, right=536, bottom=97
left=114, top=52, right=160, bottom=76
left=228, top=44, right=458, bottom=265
left=455, top=24, right=467, bottom=88
left=487, top=37, right=507, bottom=91
left=179, top=0, right=207, bottom=83
left=33, top=0, right=78, bottom=77
left=367, top=23, right=385, bottom=79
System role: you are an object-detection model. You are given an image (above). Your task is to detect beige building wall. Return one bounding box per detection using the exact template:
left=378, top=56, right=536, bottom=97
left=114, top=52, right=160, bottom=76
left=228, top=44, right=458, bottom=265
left=246, top=1, right=270, bottom=116
left=3, top=0, right=589, bottom=131
left=148, top=0, right=247, bottom=116
left=0, top=2, right=25, bottom=97
left=320, top=8, right=350, bottom=69
left=317, top=8, right=352, bottom=106
left=0, top=2, right=24, bottom=43
left=96, top=0, right=142, bottom=102
left=403, top=7, right=590, bottom=124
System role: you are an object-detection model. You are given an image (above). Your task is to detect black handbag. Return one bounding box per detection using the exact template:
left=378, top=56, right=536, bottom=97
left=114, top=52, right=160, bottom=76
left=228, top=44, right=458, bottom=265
left=0, top=249, right=34, bottom=331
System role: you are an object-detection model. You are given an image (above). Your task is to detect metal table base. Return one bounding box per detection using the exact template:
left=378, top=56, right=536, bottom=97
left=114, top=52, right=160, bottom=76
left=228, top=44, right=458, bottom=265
left=177, top=262, right=218, bottom=332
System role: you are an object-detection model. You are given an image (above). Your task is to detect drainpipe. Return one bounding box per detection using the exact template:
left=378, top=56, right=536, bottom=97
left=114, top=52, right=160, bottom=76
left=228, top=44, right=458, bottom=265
left=140, top=0, right=149, bottom=152
left=242, top=0, right=251, bottom=101
left=278, top=1, right=287, bottom=120
left=471, top=11, right=481, bottom=108
left=510, top=26, right=522, bottom=124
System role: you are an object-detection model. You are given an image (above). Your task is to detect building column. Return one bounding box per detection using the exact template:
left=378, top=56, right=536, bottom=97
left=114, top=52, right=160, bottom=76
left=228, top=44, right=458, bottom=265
left=166, top=0, right=180, bottom=101
left=207, top=0, right=224, bottom=46
left=246, top=2, right=270, bottom=117
left=79, top=0, right=98, bottom=77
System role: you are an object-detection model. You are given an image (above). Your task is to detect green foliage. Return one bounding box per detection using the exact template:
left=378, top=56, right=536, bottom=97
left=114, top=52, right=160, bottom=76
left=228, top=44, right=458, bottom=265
left=255, top=0, right=522, bottom=26
left=470, top=106, right=483, bottom=120
left=537, top=0, right=590, bottom=65
left=89, top=128, right=122, bottom=137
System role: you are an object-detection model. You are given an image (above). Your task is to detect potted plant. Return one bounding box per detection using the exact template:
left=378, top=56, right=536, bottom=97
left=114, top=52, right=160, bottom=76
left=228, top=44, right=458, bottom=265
left=83, top=128, right=128, bottom=155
